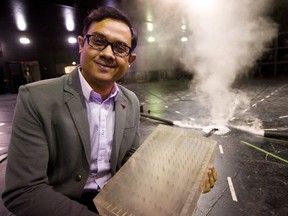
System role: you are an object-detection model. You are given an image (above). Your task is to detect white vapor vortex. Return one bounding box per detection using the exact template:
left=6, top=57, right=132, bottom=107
left=180, top=0, right=278, bottom=125
left=136, top=0, right=278, bottom=128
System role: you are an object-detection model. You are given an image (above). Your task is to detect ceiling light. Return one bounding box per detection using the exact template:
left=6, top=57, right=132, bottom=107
left=68, top=37, right=77, bottom=44
left=181, top=37, right=188, bottom=42
left=64, top=8, right=75, bottom=31
left=147, top=22, right=153, bottom=32
left=13, top=1, right=27, bottom=31
left=16, top=12, right=27, bottom=31
left=19, top=37, right=30, bottom=44
left=147, top=36, right=156, bottom=43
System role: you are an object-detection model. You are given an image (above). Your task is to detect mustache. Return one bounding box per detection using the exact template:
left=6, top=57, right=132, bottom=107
left=95, top=56, right=117, bottom=68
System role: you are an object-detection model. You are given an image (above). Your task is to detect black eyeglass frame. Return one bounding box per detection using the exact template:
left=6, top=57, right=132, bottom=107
left=85, top=34, right=132, bottom=57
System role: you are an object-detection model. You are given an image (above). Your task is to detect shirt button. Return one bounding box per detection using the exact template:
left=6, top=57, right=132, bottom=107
left=75, top=174, right=82, bottom=182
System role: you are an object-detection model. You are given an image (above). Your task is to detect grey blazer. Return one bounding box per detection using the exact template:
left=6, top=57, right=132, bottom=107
left=2, top=68, right=141, bottom=216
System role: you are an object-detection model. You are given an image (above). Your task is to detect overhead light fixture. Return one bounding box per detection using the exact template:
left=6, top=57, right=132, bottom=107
left=19, top=37, right=30, bottom=44
left=146, top=10, right=153, bottom=23
left=64, top=8, right=75, bottom=31
left=147, top=22, right=153, bottom=32
left=68, top=37, right=77, bottom=44
left=147, top=36, right=156, bottom=43
left=16, top=13, right=27, bottom=31
left=181, top=24, right=186, bottom=31
left=13, top=1, right=27, bottom=31
left=181, top=37, right=188, bottom=42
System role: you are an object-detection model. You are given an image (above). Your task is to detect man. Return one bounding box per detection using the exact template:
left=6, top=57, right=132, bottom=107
left=3, top=6, right=216, bottom=216
left=2, top=6, right=139, bottom=216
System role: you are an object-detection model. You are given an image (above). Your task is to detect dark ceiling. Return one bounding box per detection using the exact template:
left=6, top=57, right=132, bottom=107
left=0, top=0, right=287, bottom=61
left=0, top=0, right=117, bottom=39
left=1, top=0, right=288, bottom=46
left=43, top=0, right=121, bottom=10
left=0, top=0, right=287, bottom=81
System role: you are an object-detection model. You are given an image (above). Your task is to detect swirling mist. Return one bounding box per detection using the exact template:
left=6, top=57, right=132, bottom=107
left=147, top=0, right=278, bottom=127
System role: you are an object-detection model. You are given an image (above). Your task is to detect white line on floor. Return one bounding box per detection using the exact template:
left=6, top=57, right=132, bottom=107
left=219, top=145, right=224, bottom=154
left=227, top=177, right=238, bottom=202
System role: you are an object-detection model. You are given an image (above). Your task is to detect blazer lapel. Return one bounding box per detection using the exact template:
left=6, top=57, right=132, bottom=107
left=63, top=68, right=91, bottom=163
left=110, top=92, right=127, bottom=175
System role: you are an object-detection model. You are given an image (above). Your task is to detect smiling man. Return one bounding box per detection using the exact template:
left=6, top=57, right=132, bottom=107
left=2, top=6, right=140, bottom=216
left=78, top=15, right=137, bottom=99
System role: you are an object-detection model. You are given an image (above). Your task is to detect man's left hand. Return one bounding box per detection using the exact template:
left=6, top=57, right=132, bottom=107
left=202, top=164, right=217, bottom=193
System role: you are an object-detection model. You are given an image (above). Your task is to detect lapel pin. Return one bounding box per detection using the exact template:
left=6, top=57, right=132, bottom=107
left=121, top=103, right=126, bottom=109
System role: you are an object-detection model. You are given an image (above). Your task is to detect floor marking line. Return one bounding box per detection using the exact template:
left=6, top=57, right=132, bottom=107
left=219, top=145, right=224, bottom=154
left=227, top=177, right=238, bottom=202
left=241, top=141, right=288, bottom=164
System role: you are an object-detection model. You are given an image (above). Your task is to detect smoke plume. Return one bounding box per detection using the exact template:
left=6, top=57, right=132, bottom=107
left=143, top=0, right=278, bottom=127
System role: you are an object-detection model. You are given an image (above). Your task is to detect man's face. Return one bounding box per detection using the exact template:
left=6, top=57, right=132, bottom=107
left=78, top=18, right=136, bottom=89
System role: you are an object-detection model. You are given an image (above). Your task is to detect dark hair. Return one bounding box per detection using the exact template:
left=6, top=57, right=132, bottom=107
left=83, top=6, right=138, bottom=51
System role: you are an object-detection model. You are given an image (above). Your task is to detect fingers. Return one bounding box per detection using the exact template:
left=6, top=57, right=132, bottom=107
left=203, top=178, right=211, bottom=193
left=209, top=165, right=218, bottom=183
left=212, top=166, right=218, bottom=181
left=208, top=169, right=215, bottom=187
left=202, top=165, right=218, bottom=193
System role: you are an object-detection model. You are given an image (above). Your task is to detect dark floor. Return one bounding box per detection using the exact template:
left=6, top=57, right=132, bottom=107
left=0, top=75, right=288, bottom=216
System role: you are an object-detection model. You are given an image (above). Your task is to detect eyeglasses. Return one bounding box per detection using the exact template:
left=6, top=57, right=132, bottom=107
left=85, top=34, right=132, bottom=57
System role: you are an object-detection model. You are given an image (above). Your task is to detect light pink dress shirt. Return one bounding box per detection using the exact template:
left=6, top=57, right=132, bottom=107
left=78, top=69, right=119, bottom=190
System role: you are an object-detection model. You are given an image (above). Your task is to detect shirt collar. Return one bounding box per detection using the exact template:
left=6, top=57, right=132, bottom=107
left=78, top=67, right=119, bottom=103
